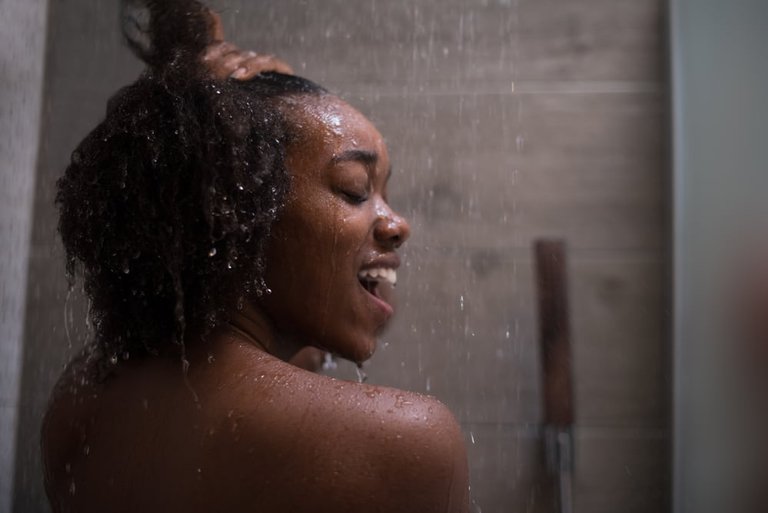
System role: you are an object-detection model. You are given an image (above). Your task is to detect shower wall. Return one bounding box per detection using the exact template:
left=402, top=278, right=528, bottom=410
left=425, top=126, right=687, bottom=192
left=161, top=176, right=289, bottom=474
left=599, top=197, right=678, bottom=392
left=12, top=1, right=668, bottom=512
left=0, top=1, right=48, bottom=512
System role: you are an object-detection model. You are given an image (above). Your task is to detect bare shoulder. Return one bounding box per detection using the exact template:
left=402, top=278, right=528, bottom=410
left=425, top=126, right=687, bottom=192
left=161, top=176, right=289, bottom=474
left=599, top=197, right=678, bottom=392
left=336, top=381, right=470, bottom=513
left=43, top=342, right=469, bottom=513
left=212, top=352, right=470, bottom=513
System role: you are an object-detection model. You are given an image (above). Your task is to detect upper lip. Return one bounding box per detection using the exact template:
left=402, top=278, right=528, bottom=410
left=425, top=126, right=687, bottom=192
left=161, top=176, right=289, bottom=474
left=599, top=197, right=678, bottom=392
left=359, top=253, right=401, bottom=271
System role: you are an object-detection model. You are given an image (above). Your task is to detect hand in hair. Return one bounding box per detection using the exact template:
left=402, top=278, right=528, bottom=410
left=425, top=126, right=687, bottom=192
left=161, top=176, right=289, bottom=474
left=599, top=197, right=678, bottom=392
left=202, top=10, right=293, bottom=80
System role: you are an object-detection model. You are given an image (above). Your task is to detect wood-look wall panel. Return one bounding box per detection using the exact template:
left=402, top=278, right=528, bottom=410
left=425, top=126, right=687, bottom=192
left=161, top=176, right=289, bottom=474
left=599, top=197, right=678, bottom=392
left=224, top=0, right=664, bottom=95
left=574, top=429, right=669, bottom=513
left=355, top=91, right=665, bottom=251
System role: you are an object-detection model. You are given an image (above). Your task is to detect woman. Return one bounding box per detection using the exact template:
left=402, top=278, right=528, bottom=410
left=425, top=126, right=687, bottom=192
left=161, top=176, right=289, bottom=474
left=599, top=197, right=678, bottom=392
left=42, top=2, right=469, bottom=512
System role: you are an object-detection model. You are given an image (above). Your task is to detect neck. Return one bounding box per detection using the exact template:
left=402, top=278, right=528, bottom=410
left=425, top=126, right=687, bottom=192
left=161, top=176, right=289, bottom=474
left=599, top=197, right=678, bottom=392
left=224, top=303, right=304, bottom=362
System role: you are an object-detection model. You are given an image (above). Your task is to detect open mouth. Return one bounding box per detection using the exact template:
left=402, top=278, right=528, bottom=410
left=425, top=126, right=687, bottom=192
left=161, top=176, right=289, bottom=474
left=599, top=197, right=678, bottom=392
left=357, top=267, right=397, bottom=304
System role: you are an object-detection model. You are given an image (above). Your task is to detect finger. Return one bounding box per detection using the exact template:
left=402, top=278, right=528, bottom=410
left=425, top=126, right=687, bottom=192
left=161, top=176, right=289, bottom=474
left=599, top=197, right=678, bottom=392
left=202, top=41, right=239, bottom=63
left=232, top=55, right=275, bottom=80
left=231, top=54, right=294, bottom=80
left=203, top=44, right=249, bottom=79
left=251, top=55, right=293, bottom=75
left=270, top=58, right=294, bottom=75
left=220, top=52, right=247, bottom=71
left=210, top=55, right=249, bottom=80
left=246, top=52, right=294, bottom=74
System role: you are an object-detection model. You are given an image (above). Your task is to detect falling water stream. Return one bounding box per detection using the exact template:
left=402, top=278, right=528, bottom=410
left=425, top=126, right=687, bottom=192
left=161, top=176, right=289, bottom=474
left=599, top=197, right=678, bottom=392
left=1, top=0, right=689, bottom=511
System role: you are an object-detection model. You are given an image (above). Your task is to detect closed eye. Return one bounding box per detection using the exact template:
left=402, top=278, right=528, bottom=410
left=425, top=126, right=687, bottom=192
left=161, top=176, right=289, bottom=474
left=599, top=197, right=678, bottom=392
left=341, top=190, right=369, bottom=204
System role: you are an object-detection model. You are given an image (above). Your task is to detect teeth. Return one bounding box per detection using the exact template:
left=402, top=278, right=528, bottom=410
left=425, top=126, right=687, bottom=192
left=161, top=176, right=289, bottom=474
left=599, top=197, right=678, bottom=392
left=358, top=267, right=397, bottom=286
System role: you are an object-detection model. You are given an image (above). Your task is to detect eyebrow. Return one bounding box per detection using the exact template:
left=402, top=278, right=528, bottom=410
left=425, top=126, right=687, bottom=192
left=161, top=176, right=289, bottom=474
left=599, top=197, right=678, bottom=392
left=331, top=149, right=393, bottom=182
left=331, top=149, right=379, bottom=167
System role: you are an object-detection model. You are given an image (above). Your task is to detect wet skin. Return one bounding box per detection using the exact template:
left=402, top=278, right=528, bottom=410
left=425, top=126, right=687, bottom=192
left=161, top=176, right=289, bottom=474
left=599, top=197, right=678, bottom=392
left=259, top=96, right=410, bottom=364
left=43, top=97, right=470, bottom=513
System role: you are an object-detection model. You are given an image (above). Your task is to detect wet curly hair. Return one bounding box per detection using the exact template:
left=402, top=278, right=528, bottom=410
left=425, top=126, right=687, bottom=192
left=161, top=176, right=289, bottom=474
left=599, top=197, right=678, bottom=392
left=56, top=0, right=326, bottom=365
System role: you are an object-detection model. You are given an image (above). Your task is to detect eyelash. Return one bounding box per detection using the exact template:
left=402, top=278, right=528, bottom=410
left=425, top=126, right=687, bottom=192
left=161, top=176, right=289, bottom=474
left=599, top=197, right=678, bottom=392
left=342, top=190, right=369, bottom=204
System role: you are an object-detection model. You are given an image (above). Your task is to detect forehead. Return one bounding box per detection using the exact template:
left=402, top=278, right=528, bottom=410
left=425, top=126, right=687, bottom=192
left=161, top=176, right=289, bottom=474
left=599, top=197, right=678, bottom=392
left=282, top=96, right=387, bottom=157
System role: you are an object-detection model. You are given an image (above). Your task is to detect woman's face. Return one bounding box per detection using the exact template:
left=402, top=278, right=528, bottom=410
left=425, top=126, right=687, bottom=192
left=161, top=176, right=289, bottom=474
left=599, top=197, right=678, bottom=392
left=260, top=96, right=410, bottom=363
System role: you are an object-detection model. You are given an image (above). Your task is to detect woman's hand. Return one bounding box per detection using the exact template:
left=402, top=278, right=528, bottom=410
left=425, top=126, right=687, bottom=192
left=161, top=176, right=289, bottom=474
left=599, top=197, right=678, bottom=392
left=202, top=10, right=293, bottom=80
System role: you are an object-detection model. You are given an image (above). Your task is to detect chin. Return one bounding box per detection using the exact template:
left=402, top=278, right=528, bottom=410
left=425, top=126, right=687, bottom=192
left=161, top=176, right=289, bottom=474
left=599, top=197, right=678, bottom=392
left=337, top=335, right=377, bottom=365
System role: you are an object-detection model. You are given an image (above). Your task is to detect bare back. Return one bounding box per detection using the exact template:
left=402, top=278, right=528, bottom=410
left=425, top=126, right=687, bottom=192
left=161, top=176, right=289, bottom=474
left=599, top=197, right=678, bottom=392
left=43, top=336, right=469, bottom=513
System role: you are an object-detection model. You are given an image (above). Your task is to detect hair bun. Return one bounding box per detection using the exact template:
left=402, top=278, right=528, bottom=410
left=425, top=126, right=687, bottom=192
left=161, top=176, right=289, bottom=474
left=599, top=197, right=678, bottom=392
left=121, top=0, right=153, bottom=62
left=120, top=0, right=214, bottom=69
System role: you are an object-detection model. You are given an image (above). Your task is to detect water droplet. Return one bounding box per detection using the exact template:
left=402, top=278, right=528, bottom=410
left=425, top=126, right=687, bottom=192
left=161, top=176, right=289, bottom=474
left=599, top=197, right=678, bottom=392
left=470, top=432, right=476, bottom=444
left=207, top=354, right=215, bottom=364
left=355, top=364, right=368, bottom=383
left=208, top=248, right=217, bottom=257
left=322, top=353, right=337, bottom=371
left=109, top=354, right=118, bottom=365
left=83, top=445, right=90, bottom=456
left=516, top=135, right=525, bottom=152
left=459, top=295, right=465, bottom=311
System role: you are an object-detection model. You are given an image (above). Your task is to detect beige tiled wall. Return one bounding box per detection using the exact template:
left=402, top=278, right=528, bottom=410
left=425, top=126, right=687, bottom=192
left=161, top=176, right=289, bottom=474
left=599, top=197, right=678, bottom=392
left=14, top=0, right=668, bottom=511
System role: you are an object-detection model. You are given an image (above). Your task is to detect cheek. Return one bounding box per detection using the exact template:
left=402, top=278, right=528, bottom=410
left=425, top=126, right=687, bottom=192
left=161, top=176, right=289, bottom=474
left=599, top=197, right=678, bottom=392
left=278, top=187, right=363, bottom=262
left=264, top=194, right=350, bottom=305
left=262, top=199, right=381, bottom=360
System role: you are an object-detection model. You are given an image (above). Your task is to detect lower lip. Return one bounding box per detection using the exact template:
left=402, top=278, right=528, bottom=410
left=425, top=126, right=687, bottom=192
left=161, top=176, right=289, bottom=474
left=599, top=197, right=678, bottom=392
left=360, top=283, right=394, bottom=318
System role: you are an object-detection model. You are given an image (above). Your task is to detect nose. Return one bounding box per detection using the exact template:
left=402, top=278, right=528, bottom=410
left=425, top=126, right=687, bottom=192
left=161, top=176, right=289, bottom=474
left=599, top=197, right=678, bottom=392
left=374, top=203, right=411, bottom=249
